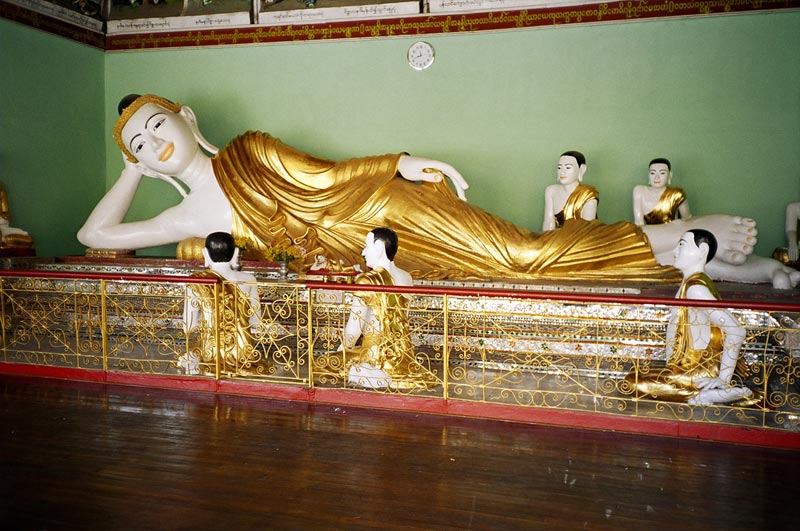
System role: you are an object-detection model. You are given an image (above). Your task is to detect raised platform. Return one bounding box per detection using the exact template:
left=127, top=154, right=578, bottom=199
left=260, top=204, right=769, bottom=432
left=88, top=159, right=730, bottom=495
left=1, top=256, right=798, bottom=448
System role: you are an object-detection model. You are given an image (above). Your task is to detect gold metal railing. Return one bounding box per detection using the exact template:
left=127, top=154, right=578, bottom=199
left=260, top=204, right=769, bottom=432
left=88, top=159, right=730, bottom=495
left=1, top=271, right=798, bottom=432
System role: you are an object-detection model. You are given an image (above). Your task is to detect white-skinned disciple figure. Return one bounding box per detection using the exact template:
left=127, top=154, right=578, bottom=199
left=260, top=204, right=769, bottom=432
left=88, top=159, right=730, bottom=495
left=536, top=150, right=797, bottom=288
left=182, top=231, right=270, bottom=377
left=325, top=227, right=436, bottom=390
left=629, top=157, right=798, bottom=289
left=623, top=229, right=758, bottom=407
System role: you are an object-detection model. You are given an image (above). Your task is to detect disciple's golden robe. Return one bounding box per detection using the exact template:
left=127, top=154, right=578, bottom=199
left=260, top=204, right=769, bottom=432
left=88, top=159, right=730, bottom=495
left=624, top=272, right=756, bottom=404
left=213, top=132, right=678, bottom=282
left=340, top=267, right=437, bottom=390
left=187, top=270, right=270, bottom=376
left=0, top=183, right=35, bottom=255
left=643, top=187, right=688, bottom=225
left=553, top=184, right=599, bottom=228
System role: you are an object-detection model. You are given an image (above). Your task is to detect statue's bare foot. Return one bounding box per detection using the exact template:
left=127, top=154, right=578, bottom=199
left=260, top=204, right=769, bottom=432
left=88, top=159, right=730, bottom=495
left=691, top=215, right=756, bottom=265
left=774, top=268, right=800, bottom=289
left=688, top=386, right=753, bottom=406
left=644, top=215, right=757, bottom=266
left=706, top=255, right=799, bottom=289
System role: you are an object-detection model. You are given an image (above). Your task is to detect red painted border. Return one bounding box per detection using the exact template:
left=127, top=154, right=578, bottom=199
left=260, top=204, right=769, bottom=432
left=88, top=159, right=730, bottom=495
left=102, top=1, right=800, bottom=50
left=2, top=362, right=797, bottom=449
left=0, top=2, right=104, bottom=49
left=2, top=1, right=799, bottom=51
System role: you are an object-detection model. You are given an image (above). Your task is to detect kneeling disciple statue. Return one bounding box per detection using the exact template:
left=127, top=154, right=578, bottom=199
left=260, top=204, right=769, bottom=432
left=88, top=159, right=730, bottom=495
left=0, top=183, right=35, bottom=255
left=333, top=227, right=436, bottom=390
left=625, top=229, right=758, bottom=407
left=183, top=232, right=270, bottom=377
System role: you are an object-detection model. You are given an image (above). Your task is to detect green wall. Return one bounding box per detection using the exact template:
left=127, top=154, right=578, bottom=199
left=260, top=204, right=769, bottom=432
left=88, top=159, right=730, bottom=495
left=4, top=11, right=800, bottom=260
left=1, top=19, right=105, bottom=257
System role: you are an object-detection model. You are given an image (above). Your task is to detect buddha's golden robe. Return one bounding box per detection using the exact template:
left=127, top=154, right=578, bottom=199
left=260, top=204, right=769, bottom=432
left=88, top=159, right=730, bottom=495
left=643, top=187, right=687, bottom=225
left=553, top=184, right=599, bottom=228
left=212, top=132, right=678, bottom=282
left=188, top=270, right=270, bottom=376
left=624, top=272, right=756, bottom=404
left=341, top=267, right=437, bottom=390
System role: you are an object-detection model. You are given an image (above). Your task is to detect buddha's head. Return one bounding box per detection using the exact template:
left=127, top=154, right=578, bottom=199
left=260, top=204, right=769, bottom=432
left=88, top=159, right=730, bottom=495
left=557, top=151, right=587, bottom=185
left=648, top=158, right=672, bottom=189
left=114, top=94, right=201, bottom=175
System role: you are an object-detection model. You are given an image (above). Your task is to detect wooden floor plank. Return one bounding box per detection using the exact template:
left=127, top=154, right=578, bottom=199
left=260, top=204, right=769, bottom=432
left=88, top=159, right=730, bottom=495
left=1, top=375, right=798, bottom=530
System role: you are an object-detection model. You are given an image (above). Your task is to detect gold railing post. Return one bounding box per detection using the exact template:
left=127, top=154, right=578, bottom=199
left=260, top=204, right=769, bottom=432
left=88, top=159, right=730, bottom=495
left=100, top=279, right=108, bottom=372
left=442, top=293, right=448, bottom=400
left=0, top=277, right=6, bottom=357
left=213, top=282, right=220, bottom=380
left=307, top=286, right=314, bottom=389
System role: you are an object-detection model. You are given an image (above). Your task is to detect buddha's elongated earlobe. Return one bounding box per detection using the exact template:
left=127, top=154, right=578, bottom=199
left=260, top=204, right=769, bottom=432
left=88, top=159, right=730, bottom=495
left=180, top=106, right=219, bottom=155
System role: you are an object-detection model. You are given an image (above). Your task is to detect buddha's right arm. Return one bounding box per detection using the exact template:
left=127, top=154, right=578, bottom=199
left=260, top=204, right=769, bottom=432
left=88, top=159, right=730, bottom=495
left=77, top=164, right=144, bottom=248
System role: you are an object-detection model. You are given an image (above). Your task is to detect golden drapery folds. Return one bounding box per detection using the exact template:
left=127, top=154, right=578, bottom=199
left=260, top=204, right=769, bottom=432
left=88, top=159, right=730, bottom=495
left=554, top=184, right=598, bottom=228
left=213, top=131, right=679, bottom=283
left=643, top=187, right=688, bottom=225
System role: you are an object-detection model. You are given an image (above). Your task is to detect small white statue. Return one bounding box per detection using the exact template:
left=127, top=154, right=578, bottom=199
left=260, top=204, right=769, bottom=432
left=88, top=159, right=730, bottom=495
left=632, top=158, right=691, bottom=226
left=542, top=151, right=598, bottom=231
left=630, top=158, right=798, bottom=289
left=785, top=202, right=800, bottom=262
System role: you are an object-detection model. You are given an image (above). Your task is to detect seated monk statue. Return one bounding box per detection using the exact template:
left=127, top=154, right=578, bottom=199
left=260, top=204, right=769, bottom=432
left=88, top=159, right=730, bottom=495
left=183, top=231, right=270, bottom=377
left=788, top=202, right=800, bottom=262
left=542, top=151, right=598, bottom=231
left=632, top=158, right=691, bottom=226
left=331, top=227, right=436, bottom=390
left=78, top=93, right=762, bottom=284
left=629, top=158, right=798, bottom=289
left=535, top=150, right=795, bottom=287
left=624, top=229, right=758, bottom=407
left=0, top=183, right=35, bottom=255
left=773, top=201, right=799, bottom=266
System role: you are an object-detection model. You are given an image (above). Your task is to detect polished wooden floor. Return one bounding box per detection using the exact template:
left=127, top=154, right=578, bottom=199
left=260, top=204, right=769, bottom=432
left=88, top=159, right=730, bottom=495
left=0, top=374, right=797, bottom=531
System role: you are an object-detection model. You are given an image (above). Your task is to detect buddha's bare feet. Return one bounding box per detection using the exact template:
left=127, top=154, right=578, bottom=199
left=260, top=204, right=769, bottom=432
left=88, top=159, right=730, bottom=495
left=775, top=268, right=800, bottom=289
left=700, top=215, right=757, bottom=265
left=706, top=255, right=799, bottom=289
left=644, top=215, right=757, bottom=266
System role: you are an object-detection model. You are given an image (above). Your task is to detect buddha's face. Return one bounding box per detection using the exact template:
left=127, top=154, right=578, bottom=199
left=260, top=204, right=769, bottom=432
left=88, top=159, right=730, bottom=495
left=648, top=163, right=671, bottom=188
left=362, top=232, right=385, bottom=269
left=673, top=232, right=704, bottom=270
left=557, top=156, right=584, bottom=185
left=121, top=102, right=199, bottom=175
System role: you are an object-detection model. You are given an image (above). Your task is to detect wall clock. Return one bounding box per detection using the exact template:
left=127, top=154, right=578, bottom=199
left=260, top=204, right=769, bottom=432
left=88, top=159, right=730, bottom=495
left=407, top=41, right=435, bottom=71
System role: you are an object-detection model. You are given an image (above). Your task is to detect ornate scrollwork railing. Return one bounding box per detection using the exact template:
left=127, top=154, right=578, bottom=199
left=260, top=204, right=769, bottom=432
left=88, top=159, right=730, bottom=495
left=1, top=270, right=798, bottom=432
